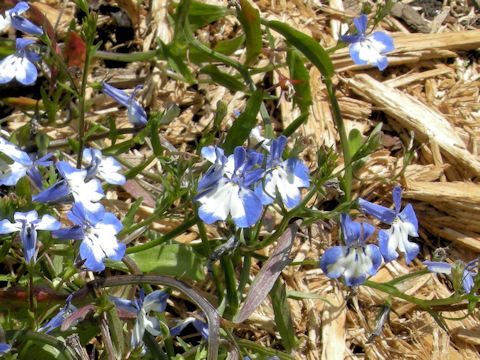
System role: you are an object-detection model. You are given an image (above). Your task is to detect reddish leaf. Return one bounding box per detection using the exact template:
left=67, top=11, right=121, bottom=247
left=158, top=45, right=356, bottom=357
left=61, top=304, right=95, bottom=331
left=233, top=222, right=299, bottom=323
left=64, top=32, right=87, bottom=68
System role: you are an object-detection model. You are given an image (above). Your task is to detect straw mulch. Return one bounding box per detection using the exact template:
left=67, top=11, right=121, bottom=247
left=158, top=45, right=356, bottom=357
left=5, top=0, right=480, bottom=359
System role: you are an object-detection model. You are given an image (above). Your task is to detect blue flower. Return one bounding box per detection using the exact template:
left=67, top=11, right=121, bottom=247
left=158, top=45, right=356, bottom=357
left=83, top=148, right=126, bottom=185
left=0, top=38, right=40, bottom=85
left=0, top=343, right=10, bottom=355
left=0, top=2, right=43, bottom=35
left=39, top=295, right=77, bottom=333
left=0, top=137, right=34, bottom=185
left=196, top=146, right=264, bottom=228
left=102, top=82, right=147, bottom=127
left=170, top=316, right=208, bottom=340
left=358, top=186, right=419, bottom=264
left=254, top=135, right=310, bottom=209
left=341, top=14, right=394, bottom=70
left=52, top=203, right=125, bottom=272
left=33, top=161, right=105, bottom=214
left=320, top=214, right=382, bottom=286
left=0, top=210, right=61, bottom=264
left=424, top=259, right=478, bottom=294
left=110, top=289, right=168, bottom=348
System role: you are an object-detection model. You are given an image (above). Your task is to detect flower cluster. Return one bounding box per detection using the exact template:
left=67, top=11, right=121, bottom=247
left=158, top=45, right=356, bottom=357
left=0, top=138, right=126, bottom=271
left=320, top=186, right=420, bottom=285
left=0, top=2, right=43, bottom=86
left=195, top=134, right=310, bottom=228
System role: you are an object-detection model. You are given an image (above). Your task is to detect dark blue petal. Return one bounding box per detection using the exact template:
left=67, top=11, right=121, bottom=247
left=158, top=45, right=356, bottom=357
left=109, top=296, right=139, bottom=314
left=360, top=222, right=376, bottom=243
left=21, top=223, right=37, bottom=263
left=340, top=34, right=363, bottom=43
left=340, top=213, right=361, bottom=246
left=144, top=290, right=168, bottom=313
left=0, top=343, right=11, bottom=355
left=27, top=166, right=44, bottom=189
left=193, top=319, right=209, bottom=340
left=33, top=181, right=70, bottom=204
left=15, top=38, right=36, bottom=52
left=233, top=147, right=246, bottom=173
left=243, top=168, right=264, bottom=188
left=232, top=188, right=263, bottom=228
left=319, top=246, right=346, bottom=279
left=354, top=14, right=368, bottom=34
left=358, top=198, right=396, bottom=224
left=52, top=226, right=84, bottom=240
left=374, top=56, right=389, bottom=71
left=11, top=16, right=43, bottom=35
left=271, top=136, right=287, bottom=161
left=365, top=244, right=382, bottom=276
left=102, top=82, right=130, bottom=107
left=344, top=272, right=367, bottom=287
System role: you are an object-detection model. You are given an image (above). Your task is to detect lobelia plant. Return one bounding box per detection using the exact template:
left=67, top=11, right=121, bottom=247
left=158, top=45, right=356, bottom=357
left=101, top=82, right=148, bottom=127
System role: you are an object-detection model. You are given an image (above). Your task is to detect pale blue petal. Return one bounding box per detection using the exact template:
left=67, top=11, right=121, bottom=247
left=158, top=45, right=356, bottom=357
left=101, top=212, right=123, bottom=234
left=358, top=198, right=396, bottom=224
left=80, top=241, right=105, bottom=272
left=0, top=55, right=16, bottom=83
left=378, top=229, right=398, bottom=263
left=365, top=244, right=382, bottom=276
left=320, top=246, right=347, bottom=279
left=287, top=158, right=310, bottom=188
left=0, top=219, right=20, bottom=234
left=463, top=271, right=474, bottom=293
left=403, top=239, right=420, bottom=265
left=375, top=56, right=388, bottom=71
left=170, top=318, right=193, bottom=337
left=109, top=296, right=139, bottom=314
left=143, top=290, right=168, bottom=313
left=15, top=58, right=37, bottom=85
left=399, top=204, right=418, bottom=235
left=423, top=261, right=452, bottom=275
left=231, top=188, right=262, bottom=228
left=371, top=32, right=395, bottom=53
left=270, top=136, right=287, bottom=161
left=127, top=100, right=147, bottom=127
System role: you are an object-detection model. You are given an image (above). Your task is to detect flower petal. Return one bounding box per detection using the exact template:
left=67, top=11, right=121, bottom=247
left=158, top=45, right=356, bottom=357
left=36, top=214, right=62, bottom=231
left=15, top=58, right=37, bottom=85
left=143, top=290, right=168, bottom=313
left=358, top=198, right=396, bottom=224
left=11, top=16, right=43, bottom=35
left=197, top=179, right=234, bottom=224
left=144, top=315, right=162, bottom=336
left=0, top=55, right=17, bottom=84
left=370, top=31, right=395, bottom=53
left=378, top=229, right=398, bottom=263
left=399, top=204, right=418, bottom=236
left=0, top=219, right=20, bottom=234
left=423, top=261, right=452, bottom=275
left=340, top=213, right=361, bottom=247
left=392, top=186, right=402, bottom=214
left=354, top=14, right=368, bottom=34
left=0, top=343, right=11, bottom=355
left=320, top=246, right=347, bottom=279
left=230, top=187, right=262, bottom=228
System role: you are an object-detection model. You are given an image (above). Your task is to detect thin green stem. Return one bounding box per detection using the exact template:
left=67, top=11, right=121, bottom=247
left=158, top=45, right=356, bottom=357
left=220, top=257, right=239, bottom=319
left=6, top=330, right=75, bottom=360
left=125, top=216, right=197, bottom=253
left=325, top=79, right=352, bottom=201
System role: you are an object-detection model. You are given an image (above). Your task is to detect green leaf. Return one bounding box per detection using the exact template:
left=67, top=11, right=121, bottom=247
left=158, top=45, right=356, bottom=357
left=237, top=0, right=262, bottom=66
left=157, top=41, right=194, bottom=83
left=106, top=301, right=125, bottom=358
left=222, top=90, right=263, bottom=154
left=187, top=1, right=230, bottom=30
left=287, top=49, right=312, bottom=113
left=282, top=112, right=309, bottom=138
left=271, top=279, right=296, bottom=352
left=348, top=128, right=363, bottom=157
left=267, top=20, right=334, bottom=79
left=214, top=101, right=228, bottom=129
left=190, top=35, right=245, bottom=64
left=128, top=244, right=206, bottom=281
left=200, top=65, right=247, bottom=92
left=122, top=197, right=143, bottom=229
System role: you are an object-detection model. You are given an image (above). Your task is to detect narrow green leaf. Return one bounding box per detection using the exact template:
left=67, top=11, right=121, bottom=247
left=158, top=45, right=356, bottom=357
left=158, top=41, right=194, bottom=83
left=122, top=197, right=143, bottom=229
left=190, top=35, right=245, bottom=64
left=271, top=279, right=296, bottom=352
left=200, top=65, right=247, bottom=92
left=223, top=90, right=263, bottom=154
left=237, top=0, right=262, bottom=66
left=348, top=128, right=363, bottom=157
left=106, top=302, right=125, bottom=358
left=214, top=101, right=228, bottom=128
left=187, top=1, right=230, bottom=30
left=267, top=20, right=334, bottom=78
left=287, top=49, right=312, bottom=113
left=282, top=112, right=308, bottom=138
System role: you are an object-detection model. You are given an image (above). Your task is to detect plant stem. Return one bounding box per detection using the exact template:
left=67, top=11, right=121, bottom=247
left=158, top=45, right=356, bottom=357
left=124, top=216, right=197, bottom=253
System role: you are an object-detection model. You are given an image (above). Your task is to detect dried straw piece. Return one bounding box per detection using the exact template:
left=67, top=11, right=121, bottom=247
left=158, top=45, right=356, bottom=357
left=345, top=74, right=480, bottom=177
